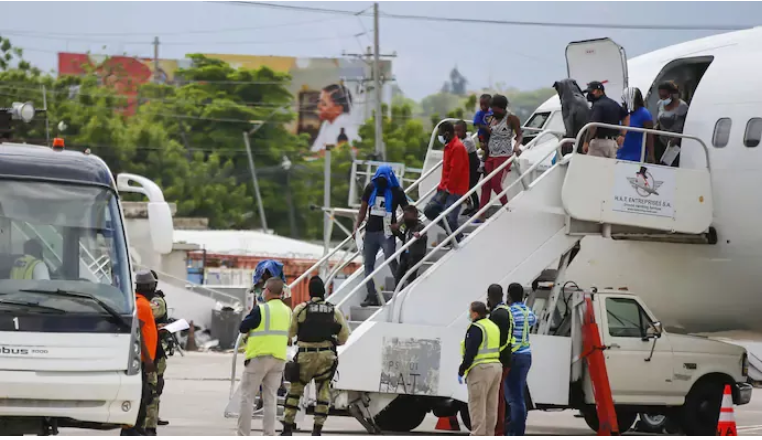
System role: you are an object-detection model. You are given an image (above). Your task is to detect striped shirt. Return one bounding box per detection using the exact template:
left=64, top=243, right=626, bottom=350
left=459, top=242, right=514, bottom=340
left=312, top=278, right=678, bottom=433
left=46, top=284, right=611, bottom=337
left=510, top=302, right=536, bottom=355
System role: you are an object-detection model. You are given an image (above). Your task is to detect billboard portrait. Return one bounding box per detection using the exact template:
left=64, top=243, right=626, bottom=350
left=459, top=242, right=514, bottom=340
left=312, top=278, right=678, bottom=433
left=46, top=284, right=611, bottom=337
left=204, top=54, right=392, bottom=152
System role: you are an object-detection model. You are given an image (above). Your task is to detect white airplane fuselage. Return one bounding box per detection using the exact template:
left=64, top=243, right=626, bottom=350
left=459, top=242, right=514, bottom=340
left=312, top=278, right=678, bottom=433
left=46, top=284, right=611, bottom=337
left=533, top=28, right=762, bottom=333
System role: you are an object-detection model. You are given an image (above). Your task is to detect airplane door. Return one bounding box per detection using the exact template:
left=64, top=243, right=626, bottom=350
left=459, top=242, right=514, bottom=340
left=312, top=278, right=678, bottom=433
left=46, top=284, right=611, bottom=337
left=566, top=38, right=628, bottom=99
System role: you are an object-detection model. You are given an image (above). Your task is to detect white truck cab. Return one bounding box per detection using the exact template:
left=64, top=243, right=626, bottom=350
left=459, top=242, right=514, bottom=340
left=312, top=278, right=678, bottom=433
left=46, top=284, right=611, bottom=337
left=542, top=287, right=751, bottom=435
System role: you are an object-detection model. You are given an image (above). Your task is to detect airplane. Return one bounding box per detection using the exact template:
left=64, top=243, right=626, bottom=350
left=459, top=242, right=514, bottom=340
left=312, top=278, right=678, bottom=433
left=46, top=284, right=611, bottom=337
left=517, top=27, right=762, bottom=334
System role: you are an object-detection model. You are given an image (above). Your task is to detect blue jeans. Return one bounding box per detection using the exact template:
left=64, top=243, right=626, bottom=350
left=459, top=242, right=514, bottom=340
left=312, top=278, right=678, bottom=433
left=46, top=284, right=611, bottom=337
left=363, top=231, right=398, bottom=301
left=505, top=352, right=532, bottom=436
left=442, top=193, right=463, bottom=242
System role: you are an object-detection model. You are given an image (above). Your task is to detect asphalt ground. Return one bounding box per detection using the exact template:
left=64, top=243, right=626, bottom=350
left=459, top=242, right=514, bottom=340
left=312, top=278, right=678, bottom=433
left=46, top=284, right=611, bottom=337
left=59, top=352, right=762, bottom=436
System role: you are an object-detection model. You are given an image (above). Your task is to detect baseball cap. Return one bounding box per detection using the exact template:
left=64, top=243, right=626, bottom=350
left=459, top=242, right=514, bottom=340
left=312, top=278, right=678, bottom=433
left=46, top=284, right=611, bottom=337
left=585, top=81, right=605, bottom=93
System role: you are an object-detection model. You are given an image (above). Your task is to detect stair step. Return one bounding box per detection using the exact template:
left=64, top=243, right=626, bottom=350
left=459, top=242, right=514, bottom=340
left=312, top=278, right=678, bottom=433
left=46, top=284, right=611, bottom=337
left=350, top=306, right=381, bottom=322
left=348, top=320, right=365, bottom=330
left=426, top=247, right=450, bottom=262
left=611, top=232, right=715, bottom=245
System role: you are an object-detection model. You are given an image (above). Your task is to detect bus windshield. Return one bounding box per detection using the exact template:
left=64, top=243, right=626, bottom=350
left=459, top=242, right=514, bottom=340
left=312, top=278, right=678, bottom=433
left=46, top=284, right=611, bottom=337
left=0, top=180, right=131, bottom=314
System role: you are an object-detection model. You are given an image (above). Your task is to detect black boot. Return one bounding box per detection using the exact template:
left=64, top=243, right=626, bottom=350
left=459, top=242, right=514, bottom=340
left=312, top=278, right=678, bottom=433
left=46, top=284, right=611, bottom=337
left=157, top=419, right=169, bottom=426
left=146, top=428, right=157, bottom=436
left=280, top=423, right=294, bottom=436
left=312, top=425, right=323, bottom=436
left=360, top=295, right=380, bottom=307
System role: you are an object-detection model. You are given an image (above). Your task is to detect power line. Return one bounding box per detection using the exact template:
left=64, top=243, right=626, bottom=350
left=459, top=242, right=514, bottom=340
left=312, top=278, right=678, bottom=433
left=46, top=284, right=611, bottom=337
left=0, top=89, right=286, bottom=124
left=1, top=31, right=363, bottom=47
left=0, top=15, right=351, bottom=38
left=0, top=83, right=303, bottom=110
left=228, top=1, right=757, bottom=32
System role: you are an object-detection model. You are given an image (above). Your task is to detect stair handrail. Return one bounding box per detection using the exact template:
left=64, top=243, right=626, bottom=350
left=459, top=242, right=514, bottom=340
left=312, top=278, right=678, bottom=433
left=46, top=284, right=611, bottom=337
left=393, top=137, right=576, bottom=323
left=333, top=136, right=524, bottom=311
left=323, top=182, right=441, bottom=287
left=323, top=128, right=479, bottom=288
left=573, top=122, right=711, bottom=170
left=287, top=159, right=444, bottom=291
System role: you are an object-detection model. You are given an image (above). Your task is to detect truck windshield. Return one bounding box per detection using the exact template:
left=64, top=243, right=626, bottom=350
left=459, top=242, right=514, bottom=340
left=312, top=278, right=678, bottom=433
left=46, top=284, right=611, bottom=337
left=0, top=180, right=131, bottom=315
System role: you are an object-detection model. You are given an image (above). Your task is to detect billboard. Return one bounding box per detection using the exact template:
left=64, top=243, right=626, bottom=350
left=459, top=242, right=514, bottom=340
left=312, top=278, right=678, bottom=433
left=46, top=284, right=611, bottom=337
left=58, top=52, right=393, bottom=151
left=203, top=54, right=392, bottom=152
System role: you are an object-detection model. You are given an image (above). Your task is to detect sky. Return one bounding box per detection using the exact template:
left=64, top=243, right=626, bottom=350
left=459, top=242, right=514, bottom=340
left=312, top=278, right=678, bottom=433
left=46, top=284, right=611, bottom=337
left=1, top=1, right=761, bottom=101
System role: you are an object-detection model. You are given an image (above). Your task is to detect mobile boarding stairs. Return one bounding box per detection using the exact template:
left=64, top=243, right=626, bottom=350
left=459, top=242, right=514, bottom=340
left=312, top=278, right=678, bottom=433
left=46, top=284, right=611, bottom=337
left=226, top=122, right=714, bottom=432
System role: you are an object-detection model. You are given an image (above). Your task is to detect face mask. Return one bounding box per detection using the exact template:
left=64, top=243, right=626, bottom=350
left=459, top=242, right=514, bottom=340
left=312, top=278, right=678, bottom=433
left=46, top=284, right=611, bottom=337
left=140, top=289, right=156, bottom=300
left=438, top=135, right=448, bottom=145
left=586, top=93, right=597, bottom=103
left=661, top=98, right=673, bottom=106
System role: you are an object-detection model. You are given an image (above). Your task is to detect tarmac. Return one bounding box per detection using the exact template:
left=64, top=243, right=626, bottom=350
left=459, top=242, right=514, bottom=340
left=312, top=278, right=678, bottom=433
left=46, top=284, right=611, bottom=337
left=60, top=351, right=762, bottom=436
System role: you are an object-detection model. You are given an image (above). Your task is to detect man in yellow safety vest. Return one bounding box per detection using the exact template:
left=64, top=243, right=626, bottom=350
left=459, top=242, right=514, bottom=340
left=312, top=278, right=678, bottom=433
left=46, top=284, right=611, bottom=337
left=458, top=301, right=503, bottom=436
left=237, top=278, right=291, bottom=436
left=10, top=239, right=49, bottom=280
left=487, top=284, right=514, bottom=435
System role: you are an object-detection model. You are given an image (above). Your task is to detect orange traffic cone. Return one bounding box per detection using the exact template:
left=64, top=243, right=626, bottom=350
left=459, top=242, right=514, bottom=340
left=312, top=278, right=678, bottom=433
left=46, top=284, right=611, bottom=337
left=717, top=384, right=737, bottom=436
left=435, top=415, right=460, bottom=431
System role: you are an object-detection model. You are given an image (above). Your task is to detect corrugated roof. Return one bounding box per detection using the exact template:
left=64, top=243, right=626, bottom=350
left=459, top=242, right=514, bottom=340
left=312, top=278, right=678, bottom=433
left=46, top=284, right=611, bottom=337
left=174, top=230, right=349, bottom=261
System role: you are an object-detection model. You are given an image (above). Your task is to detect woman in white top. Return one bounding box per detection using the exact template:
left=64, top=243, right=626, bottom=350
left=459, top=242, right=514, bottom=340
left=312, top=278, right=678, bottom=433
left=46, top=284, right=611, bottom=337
left=311, top=84, right=359, bottom=152
left=478, top=95, right=522, bottom=220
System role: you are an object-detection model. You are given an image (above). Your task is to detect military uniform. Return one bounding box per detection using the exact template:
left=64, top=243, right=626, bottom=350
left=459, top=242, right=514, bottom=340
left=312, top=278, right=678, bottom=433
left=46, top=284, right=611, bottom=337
left=143, top=294, right=168, bottom=433
left=283, top=298, right=350, bottom=433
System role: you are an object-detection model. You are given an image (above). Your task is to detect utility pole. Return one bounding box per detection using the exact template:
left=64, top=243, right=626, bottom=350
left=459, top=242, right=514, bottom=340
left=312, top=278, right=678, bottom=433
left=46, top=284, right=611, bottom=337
left=242, top=132, right=268, bottom=232
left=321, top=146, right=332, bottom=277
left=372, top=2, right=384, bottom=161
left=41, top=85, right=50, bottom=146
left=153, top=37, right=160, bottom=84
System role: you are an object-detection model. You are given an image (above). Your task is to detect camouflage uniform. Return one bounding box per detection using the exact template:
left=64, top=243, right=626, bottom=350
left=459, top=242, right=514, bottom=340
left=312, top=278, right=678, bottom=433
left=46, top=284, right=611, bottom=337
left=283, top=298, right=350, bottom=430
left=143, top=295, right=168, bottom=432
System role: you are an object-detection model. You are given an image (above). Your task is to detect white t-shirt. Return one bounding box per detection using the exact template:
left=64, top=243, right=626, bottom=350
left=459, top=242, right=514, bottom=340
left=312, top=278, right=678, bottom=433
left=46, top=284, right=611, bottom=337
left=33, top=262, right=50, bottom=280
left=311, top=113, right=359, bottom=152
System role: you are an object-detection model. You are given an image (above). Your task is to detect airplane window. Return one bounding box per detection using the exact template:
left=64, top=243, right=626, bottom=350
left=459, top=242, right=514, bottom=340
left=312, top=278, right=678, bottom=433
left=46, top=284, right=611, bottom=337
left=744, top=118, right=762, bottom=148
left=712, top=118, right=732, bottom=148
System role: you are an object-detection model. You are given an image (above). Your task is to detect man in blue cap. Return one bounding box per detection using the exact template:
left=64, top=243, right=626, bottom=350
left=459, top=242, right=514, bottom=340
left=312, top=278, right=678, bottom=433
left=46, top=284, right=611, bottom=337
left=353, top=164, right=408, bottom=307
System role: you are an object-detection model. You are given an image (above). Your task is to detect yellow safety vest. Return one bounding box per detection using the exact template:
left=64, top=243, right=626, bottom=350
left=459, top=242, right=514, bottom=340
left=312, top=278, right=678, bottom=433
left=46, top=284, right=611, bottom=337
left=245, top=299, right=291, bottom=361
left=510, top=304, right=531, bottom=353
left=460, top=318, right=501, bottom=377
left=10, top=255, right=40, bottom=280
left=494, top=304, right=515, bottom=353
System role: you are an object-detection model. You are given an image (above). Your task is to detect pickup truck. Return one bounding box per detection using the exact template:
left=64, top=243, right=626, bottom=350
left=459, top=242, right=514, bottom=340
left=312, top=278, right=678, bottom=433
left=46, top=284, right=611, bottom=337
left=533, top=288, right=751, bottom=436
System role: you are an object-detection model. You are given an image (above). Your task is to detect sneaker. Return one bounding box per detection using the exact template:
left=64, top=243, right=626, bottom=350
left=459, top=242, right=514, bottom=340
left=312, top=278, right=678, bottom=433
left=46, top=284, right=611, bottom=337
left=158, top=420, right=169, bottom=426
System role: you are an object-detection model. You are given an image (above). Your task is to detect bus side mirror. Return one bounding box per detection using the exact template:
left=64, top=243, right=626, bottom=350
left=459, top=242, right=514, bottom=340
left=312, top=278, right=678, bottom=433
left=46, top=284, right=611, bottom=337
left=117, top=173, right=174, bottom=255
left=148, top=202, right=173, bottom=254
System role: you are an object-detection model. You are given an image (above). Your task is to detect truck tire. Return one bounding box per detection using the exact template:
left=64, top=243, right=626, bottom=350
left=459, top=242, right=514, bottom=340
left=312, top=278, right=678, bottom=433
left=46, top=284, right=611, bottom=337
left=679, top=379, right=725, bottom=436
left=634, top=413, right=682, bottom=434
left=373, top=395, right=428, bottom=433
left=459, top=404, right=472, bottom=431
left=635, top=413, right=666, bottom=432
left=582, top=408, right=637, bottom=434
